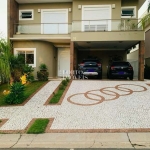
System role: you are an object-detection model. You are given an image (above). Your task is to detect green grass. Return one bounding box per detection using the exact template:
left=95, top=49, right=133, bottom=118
left=27, top=119, right=49, bottom=134
left=0, top=81, right=46, bottom=106
left=49, top=79, right=70, bottom=104
left=50, top=89, right=65, bottom=104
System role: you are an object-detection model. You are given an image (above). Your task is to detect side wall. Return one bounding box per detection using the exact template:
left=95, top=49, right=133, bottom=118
left=7, top=0, right=19, bottom=38
left=13, top=41, right=57, bottom=78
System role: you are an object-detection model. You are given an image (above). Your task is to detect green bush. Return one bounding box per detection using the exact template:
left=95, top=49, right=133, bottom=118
left=37, top=71, right=49, bottom=81
left=23, top=64, right=34, bottom=82
left=62, top=80, right=67, bottom=86
left=65, top=77, right=70, bottom=83
left=5, top=82, right=25, bottom=104
left=59, top=84, right=65, bottom=90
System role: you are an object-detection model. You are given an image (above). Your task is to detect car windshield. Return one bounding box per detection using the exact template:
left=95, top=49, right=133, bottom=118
left=112, top=62, right=130, bottom=66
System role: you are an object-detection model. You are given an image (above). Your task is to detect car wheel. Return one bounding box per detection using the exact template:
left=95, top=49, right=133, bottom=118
left=129, top=76, right=133, bottom=80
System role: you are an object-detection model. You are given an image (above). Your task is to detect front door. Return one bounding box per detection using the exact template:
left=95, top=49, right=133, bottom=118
left=58, top=48, right=70, bottom=77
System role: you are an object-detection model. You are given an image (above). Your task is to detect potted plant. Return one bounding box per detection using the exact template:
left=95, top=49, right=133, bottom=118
left=39, top=63, right=47, bottom=71
left=37, top=63, right=49, bottom=81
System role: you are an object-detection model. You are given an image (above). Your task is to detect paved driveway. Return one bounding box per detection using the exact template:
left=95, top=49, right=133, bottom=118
left=0, top=80, right=150, bottom=133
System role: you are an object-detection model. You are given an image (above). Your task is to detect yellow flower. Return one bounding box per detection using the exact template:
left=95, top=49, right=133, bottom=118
left=3, top=90, right=10, bottom=95
left=20, top=74, right=27, bottom=85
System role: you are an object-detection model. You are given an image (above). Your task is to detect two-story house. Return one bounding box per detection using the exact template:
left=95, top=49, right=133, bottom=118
left=7, top=0, right=145, bottom=80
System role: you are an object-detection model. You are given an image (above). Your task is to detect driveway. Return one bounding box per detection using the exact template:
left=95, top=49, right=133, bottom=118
left=0, top=80, right=150, bottom=133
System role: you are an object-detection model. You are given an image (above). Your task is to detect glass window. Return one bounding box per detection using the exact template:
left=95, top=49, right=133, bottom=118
left=14, top=48, right=36, bottom=67
left=19, top=10, right=34, bottom=20
left=121, top=6, right=136, bottom=18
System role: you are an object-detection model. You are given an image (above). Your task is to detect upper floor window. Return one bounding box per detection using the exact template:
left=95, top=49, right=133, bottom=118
left=19, top=10, right=34, bottom=20
left=121, top=6, right=136, bottom=18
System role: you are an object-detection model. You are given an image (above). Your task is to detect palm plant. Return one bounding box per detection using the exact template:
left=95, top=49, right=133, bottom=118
left=0, top=38, right=11, bottom=83
left=148, top=2, right=150, bottom=13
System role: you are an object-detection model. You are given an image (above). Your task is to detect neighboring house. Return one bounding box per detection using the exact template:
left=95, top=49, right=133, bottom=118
left=7, top=0, right=145, bottom=80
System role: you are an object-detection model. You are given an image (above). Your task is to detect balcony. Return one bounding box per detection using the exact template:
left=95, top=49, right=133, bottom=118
left=14, top=19, right=143, bottom=35
left=72, top=19, right=143, bottom=32
left=14, top=23, right=72, bottom=34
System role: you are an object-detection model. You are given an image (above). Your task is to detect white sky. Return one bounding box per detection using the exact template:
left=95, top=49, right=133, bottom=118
left=0, top=0, right=148, bottom=38
left=0, top=0, right=7, bottom=38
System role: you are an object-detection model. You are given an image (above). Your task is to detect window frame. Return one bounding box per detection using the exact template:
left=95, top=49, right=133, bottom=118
left=121, top=6, right=136, bottom=18
left=19, top=9, right=34, bottom=20
left=14, top=48, right=36, bottom=67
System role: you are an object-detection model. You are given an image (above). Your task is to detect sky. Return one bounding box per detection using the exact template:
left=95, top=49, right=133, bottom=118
left=0, top=0, right=7, bottom=38
left=0, top=0, right=149, bottom=38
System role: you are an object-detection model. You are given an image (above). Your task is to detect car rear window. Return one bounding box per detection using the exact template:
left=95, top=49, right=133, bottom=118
left=112, top=62, right=130, bottom=66
left=82, top=59, right=100, bottom=63
left=84, top=62, right=98, bottom=67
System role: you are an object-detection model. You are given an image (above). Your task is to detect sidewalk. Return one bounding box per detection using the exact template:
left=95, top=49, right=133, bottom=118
left=0, top=133, right=150, bottom=149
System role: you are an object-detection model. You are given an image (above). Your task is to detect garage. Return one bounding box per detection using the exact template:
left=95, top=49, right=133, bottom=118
left=73, top=41, right=141, bottom=79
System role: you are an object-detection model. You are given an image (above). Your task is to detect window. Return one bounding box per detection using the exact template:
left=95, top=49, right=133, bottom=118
left=82, top=5, right=111, bottom=31
left=121, top=6, right=136, bottom=18
left=19, top=10, right=34, bottom=20
left=14, top=48, right=36, bottom=67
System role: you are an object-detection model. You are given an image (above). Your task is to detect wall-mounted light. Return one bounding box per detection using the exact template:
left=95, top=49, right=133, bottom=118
left=78, top=5, right=82, bottom=10
left=68, top=8, right=72, bottom=12
left=112, top=4, right=115, bottom=9
left=38, top=9, right=41, bottom=13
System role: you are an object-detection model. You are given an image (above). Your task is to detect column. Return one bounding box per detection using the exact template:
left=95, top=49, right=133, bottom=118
left=70, top=42, right=74, bottom=79
left=138, top=41, right=145, bottom=81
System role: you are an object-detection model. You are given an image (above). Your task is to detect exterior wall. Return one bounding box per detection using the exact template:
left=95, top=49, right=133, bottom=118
left=13, top=41, right=57, bottom=78
left=19, top=3, right=72, bottom=24
left=77, top=50, right=126, bottom=77
left=71, top=31, right=144, bottom=41
left=121, top=0, right=138, bottom=19
left=72, top=0, right=121, bottom=20
left=127, top=50, right=139, bottom=78
left=7, top=0, right=19, bottom=38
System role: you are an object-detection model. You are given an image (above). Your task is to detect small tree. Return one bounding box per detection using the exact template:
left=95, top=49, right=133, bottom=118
left=148, top=2, right=150, bottom=13
left=0, top=38, right=11, bottom=83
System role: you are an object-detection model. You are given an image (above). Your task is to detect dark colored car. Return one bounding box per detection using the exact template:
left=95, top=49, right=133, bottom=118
left=107, top=61, right=134, bottom=80
left=77, top=59, right=102, bottom=79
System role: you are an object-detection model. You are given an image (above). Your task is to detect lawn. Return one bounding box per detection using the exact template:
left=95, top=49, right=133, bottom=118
left=0, top=81, right=47, bottom=106
left=27, top=119, right=49, bottom=134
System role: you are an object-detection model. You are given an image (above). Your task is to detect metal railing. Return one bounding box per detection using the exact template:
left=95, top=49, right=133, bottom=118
left=14, top=19, right=143, bottom=35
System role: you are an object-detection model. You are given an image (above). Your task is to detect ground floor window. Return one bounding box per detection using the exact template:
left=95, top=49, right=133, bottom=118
left=14, top=48, right=36, bottom=67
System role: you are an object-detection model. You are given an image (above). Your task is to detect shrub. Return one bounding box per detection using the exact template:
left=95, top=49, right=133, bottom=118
left=39, top=63, right=47, bottom=70
left=37, top=71, right=48, bottom=81
left=23, top=64, right=34, bottom=83
left=59, top=84, right=65, bottom=90
left=65, top=77, right=70, bottom=83
left=5, top=82, right=25, bottom=104
left=62, top=80, right=67, bottom=86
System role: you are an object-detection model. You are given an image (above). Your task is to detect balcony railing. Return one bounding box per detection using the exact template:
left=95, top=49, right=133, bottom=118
left=72, top=19, right=143, bottom=32
left=14, top=19, right=143, bottom=35
left=14, top=23, right=72, bottom=34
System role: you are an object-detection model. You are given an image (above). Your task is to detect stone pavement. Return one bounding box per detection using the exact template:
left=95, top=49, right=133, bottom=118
left=0, top=80, right=150, bottom=132
left=0, top=80, right=150, bottom=148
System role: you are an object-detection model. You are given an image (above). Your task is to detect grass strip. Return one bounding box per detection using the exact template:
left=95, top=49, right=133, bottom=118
left=50, top=89, right=65, bottom=104
left=49, top=78, right=70, bottom=104
left=27, top=119, right=49, bottom=134
left=0, top=81, right=46, bottom=106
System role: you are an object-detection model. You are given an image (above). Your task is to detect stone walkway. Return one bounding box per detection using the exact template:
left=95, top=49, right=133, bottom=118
left=0, top=80, right=150, bottom=132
